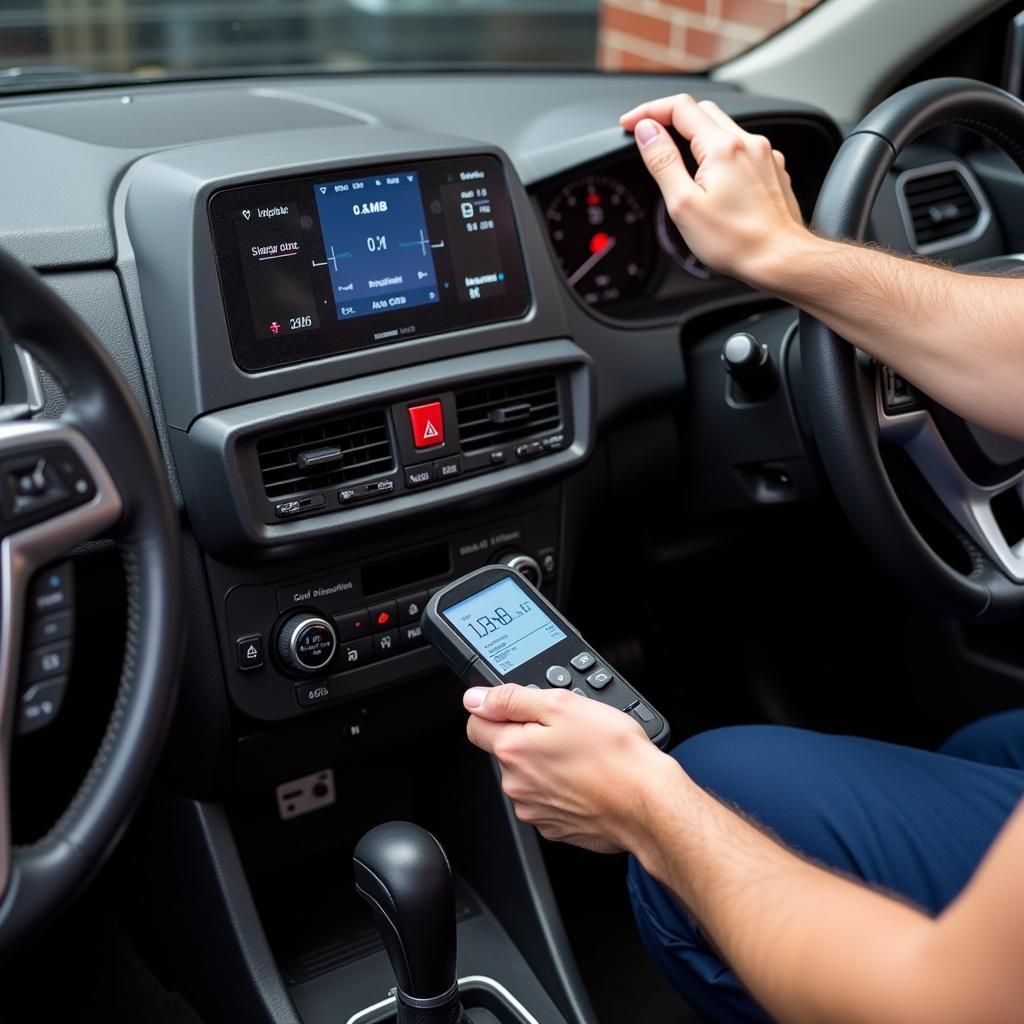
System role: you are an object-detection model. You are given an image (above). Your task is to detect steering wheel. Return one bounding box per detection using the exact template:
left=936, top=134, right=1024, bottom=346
left=802, top=77, right=1024, bottom=623
left=0, top=249, right=182, bottom=951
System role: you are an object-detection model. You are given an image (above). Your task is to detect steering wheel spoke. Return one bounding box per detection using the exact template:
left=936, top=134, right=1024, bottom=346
left=0, top=420, right=122, bottom=903
left=876, top=370, right=1024, bottom=583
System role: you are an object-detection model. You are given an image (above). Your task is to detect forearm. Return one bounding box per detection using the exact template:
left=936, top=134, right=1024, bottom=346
left=745, top=230, right=1024, bottom=440
left=631, top=759, right=959, bottom=1024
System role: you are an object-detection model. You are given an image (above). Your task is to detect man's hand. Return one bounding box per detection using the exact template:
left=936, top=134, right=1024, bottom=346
left=619, top=94, right=806, bottom=286
left=463, top=684, right=674, bottom=854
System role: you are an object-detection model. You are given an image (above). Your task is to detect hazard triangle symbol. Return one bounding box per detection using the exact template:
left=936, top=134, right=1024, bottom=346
left=422, top=420, right=439, bottom=439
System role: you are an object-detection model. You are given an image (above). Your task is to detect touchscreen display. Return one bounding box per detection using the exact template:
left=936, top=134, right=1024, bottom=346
left=444, top=577, right=566, bottom=676
left=209, top=155, right=530, bottom=372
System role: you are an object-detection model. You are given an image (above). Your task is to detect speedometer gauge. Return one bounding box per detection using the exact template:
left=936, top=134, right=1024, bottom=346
left=545, top=175, right=653, bottom=306
left=655, top=198, right=714, bottom=280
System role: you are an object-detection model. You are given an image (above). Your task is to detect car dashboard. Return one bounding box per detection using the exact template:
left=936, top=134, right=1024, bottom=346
left=0, top=68, right=1016, bottom=1024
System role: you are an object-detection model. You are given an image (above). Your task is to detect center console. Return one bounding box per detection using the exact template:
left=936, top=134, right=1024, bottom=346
left=117, top=128, right=595, bottom=1024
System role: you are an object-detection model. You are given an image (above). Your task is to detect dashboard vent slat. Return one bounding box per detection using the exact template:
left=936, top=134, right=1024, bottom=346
left=257, top=409, right=394, bottom=500
left=898, top=164, right=987, bottom=252
left=455, top=374, right=562, bottom=452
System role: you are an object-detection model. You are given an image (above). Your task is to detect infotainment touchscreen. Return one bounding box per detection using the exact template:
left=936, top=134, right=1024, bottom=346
left=209, top=155, right=531, bottom=372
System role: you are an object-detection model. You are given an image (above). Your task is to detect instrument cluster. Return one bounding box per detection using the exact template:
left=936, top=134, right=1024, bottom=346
left=535, top=117, right=839, bottom=318
left=536, top=151, right=728, bottom=316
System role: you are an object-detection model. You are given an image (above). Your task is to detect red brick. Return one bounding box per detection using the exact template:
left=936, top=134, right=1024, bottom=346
left=601, top=5, right=673, bottom=47
left=682, top=25, right=722, bottom=61
left=661, top=0, right=708, bottom=12
left=719, top=0, right=793, bottom=33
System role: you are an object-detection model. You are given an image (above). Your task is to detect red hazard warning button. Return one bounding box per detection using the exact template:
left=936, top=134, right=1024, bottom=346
left=408, top=401, right=445, bottom=449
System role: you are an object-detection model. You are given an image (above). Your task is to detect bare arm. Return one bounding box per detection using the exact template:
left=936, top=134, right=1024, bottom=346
left=619, top=94, right=1024, bottom=440
left=464, top=684, right=1024, bottom=1024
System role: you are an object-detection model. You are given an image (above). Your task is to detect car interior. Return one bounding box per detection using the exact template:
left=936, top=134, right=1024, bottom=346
left=4, top=0, right=1024, bottom=1021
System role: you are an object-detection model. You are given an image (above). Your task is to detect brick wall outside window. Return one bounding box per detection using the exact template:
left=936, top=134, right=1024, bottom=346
left=598, top=0, right=821, bottom=72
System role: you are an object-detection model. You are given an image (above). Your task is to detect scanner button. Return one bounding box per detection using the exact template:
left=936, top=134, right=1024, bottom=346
left=631, top=702, right=656, bottom=723
left=585, top=668, right=614, bottom=690
left=545, top=665, right=572, bottom=688
left=570, top=651, right=596, bottom=671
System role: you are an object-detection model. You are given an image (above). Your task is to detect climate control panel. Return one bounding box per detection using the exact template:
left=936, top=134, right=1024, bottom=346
left=216, top=508, right=560, bottom=720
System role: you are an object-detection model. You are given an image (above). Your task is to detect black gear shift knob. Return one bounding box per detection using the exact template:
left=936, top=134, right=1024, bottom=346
left=354, top=822, right=460, bottom=1009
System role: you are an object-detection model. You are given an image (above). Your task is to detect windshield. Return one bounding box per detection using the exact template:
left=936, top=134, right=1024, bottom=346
left=0, top=0, right=822, bottom=88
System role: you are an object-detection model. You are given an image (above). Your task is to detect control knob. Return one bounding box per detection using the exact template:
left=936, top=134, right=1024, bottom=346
left=495, top=551, right=543, bottom=587
left=721, top=332, right=777, bottom=400
left=276, top=612, right=337, bottom=674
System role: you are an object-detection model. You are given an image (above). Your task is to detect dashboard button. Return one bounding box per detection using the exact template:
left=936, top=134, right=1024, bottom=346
left=295, top=678, right=340, bottom=708
left=405, top=464, right=434, bottom=488
left=236, top=636, right=264, bottom=671
left=339, top=478, right=396, bottom=505
left=340, top=637, right=372, bottom=670
left=333, top=608, right=370, bottom=641
left=433, top=455, right=462, bottom=482
left=400, top=623, right=426, bottom=649
left=369, top=601, right=397, bottom=632
left=585, top=667, right=614, bottom=690
left=515, top=441, right=543, bottom=459
left=489, top=450, right=507, bottom=466
left=397, top=591, right=428, bottom=624
left=408, top=401, right=445, bottom=448
left=373, top=629, right=399, bottom=659
left=275, top=494, right=326, bottom=518
left=570, top=651, right=596, bottom=671
left=545, top=665, right=572, bottom=688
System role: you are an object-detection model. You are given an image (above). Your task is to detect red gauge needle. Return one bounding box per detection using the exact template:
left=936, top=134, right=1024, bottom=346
left=567, top=234, right=617, bottom=287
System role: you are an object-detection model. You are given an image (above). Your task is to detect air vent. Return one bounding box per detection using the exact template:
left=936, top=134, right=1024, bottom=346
left=898, top=163, right=989, bottom=254
left=257, top=409, right=393, bottom=500
left=455, top=374, right=561, bottom=452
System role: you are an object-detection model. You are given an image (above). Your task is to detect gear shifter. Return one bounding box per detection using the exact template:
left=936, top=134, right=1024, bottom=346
left=354, top=822, right=471, bottom=1024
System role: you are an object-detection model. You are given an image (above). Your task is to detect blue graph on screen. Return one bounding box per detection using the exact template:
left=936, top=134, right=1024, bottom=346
left=312, top=171, right=441, bottom=322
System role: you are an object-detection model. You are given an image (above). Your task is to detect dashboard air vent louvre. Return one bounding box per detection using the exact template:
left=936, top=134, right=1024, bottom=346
left=257, top=409, right=393, bottom=499
left=455, top=374, right=561, bottom=452
left=898, top=164, right=986, bottom=253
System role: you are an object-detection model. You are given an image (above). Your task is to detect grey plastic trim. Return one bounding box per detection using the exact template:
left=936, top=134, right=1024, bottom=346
left=345, top=975, right=541, bottom=1024
left=895, top=160, right=993, bottom=256
left=13, top=348, right=43, bottom=414
left=876, top=372, right=1024, bottom=583
left=0, top=421, right=123, bottom=903
left=178, top=339, right=594, bottom=555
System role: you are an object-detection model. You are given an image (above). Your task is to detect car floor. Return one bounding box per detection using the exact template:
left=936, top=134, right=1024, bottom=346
left=544, top=843, right=700, bottom=1024
left=0, top=896, right=203, bottom=1024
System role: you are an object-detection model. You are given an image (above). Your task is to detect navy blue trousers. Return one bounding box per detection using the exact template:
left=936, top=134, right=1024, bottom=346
left=627, top=710, right=1024, bottom=1023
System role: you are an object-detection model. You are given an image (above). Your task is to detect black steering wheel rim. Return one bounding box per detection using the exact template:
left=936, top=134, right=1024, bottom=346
left=0, top=247, right=182, bottom=952
left=801, top=77, right=1024, bottom=623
